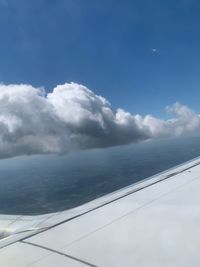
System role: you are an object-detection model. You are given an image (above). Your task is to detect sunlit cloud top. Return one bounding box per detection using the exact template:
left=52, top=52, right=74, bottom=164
left=0, top=82, right=199, bottom=159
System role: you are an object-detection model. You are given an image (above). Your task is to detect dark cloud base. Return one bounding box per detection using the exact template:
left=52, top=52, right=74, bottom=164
left=0, top=82, right=198, bottom=159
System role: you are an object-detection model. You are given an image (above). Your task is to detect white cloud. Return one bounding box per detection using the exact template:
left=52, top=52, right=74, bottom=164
left=0, top=82, right=199, bottom=159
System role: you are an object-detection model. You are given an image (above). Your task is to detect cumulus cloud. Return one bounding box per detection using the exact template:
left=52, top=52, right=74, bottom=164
left=0, top=82, right=199, bottom=159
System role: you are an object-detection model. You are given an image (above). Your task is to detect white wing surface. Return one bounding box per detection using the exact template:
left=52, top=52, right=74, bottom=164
left=1, top=157, right=200, bottom=266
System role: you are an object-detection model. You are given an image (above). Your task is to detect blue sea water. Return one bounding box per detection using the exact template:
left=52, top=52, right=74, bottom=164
left=0, top=136, right=200, bottom=215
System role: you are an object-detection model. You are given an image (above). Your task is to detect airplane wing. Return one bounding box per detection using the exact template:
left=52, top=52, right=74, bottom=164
left=1, top=157, right=200, bottom=266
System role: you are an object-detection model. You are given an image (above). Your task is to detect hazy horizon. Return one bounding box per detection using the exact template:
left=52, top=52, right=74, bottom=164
left=0, top=135, right=199, bottom=215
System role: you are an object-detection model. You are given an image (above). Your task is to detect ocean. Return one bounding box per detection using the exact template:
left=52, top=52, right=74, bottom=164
left=0, top=136, right=200, bottom=215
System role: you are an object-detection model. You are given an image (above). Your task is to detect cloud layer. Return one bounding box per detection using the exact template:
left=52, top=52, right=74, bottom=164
left=0, top=82, right=199, bottom=159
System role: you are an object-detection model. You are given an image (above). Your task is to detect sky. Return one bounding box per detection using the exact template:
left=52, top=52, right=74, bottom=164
left=0, top=0, right=200, bottom=117
left=1, top=1, right=200, bottom=159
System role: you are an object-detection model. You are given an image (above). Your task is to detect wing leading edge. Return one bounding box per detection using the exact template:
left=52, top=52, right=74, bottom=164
left=1, top=157, right=200, bottom=266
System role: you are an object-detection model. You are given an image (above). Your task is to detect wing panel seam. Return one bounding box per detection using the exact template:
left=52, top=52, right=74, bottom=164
left=20, top=240, right=98, bottom=267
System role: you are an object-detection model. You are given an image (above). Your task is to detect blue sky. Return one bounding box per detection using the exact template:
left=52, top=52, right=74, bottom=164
left=0, top=0, right=200, bottom=117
